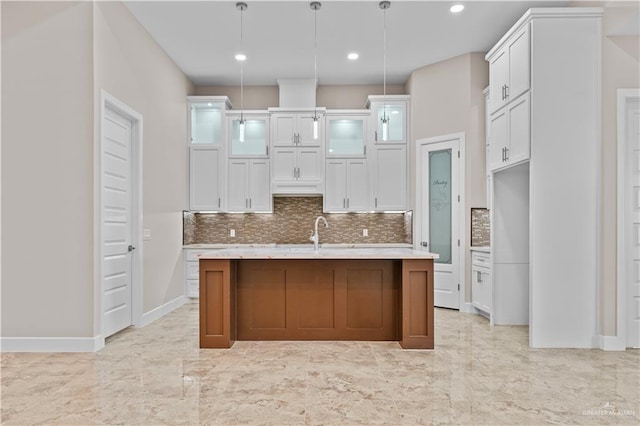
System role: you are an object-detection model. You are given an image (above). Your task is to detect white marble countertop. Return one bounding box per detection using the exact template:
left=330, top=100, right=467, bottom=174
left=470, top=246, right=491, bottom=253
left=196, top=246, right=438, bottom=260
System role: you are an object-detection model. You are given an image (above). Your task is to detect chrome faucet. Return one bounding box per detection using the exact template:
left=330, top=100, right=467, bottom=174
left=310, top=216, right=328, bottom=251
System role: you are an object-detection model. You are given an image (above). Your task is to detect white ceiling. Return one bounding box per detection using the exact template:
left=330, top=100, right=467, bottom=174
left=124, top=0, right=569, bottom=86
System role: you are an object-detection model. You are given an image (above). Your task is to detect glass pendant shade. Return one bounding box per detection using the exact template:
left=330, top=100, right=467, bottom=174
left=313, top=117, right=319, bottom=140
left=239, top=119, right=245, bottom=142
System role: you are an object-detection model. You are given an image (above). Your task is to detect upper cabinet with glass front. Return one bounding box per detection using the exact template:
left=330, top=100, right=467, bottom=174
left=325, top=111, right=369, bottom=158
left=188, top=96, right=232, bottom=145
left=227, top=111, right=269, bottom=157
left=366, top=95, right=409, bottom=144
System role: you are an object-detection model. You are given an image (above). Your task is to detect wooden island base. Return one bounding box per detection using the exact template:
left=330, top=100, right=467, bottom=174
left=199, top=258, right=434, bottom=349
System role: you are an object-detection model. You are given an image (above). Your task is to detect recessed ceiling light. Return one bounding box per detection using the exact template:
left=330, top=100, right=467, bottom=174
left=450, top=4, right=464, bottom=13
left=235, top=53, right=247, bottom=61
left=347, top=52, right=359, bottom=60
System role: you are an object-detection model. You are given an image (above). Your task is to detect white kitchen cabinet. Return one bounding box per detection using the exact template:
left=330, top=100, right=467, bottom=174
left=371, top=145, right=407, bottom=211
left=471, top=249, right=492, bottom=318
left=489, top=92, right=530, bottom=172
left=187, top=96, right=230, bottom=211
left=271, top=147, right=323, bottom=194
left=324, top=159, right=368, bottom=212
left=271, top=111, right=324, bottom=147
left=189, top=146, right=224, bottom=211
left=227, top=112, right=269, bottom=157
left=483, top=86, right=492, bottom=210
left=184, top=249, right=207, bottom=298
left=488, top=25, right=529, bottom=114
left=487, top=8, right=602, bottom=347
left=227, top=159, right=271, bottom=212
left=188, top=96, right=231, bottom=144
left=325, top=112, right=368, bottom=157
left=366, top=96, right=409, bottom=144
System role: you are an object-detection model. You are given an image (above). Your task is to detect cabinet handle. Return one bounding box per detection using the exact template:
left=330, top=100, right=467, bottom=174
left=504, top=147, right=509, bottom=161
left=218, top=198, right=221, bottom=208
left=375, top=197, right=378, bottom=208
left=347, top=198, right=349, bottom=209
left=477, top=271, right=482, bottom=283
left=249, top=198, right=252, bottom=209
left=343, top=198, right=346, bottom=208
left=505, top=84, right=509, bottom=99
left=374, top=130, right=378, bottom=142
left=266, top=146, right=269, bottom=156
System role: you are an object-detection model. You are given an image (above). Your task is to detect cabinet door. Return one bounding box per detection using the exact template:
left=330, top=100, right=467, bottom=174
left=190, top=102, right=224, bottom=144
left=227, top=159, right=248, bottom=211
left=325, top=160, right=347, bottom=211
left=297, top=114, right=322, bottom=146
left=507, top=27, right=530, bottom=103
left=327, top=116, right=366, bottom=157
left=507, top=93, right=530, bottom=166
left=272, top=148, right=296, bottom=182
left=248, top=160, right=271, bottom=212
left=489, top=48, right=509, bottom=114
left=190, top=146, right=222, bottom=210
left=372, top=145, right=406, bottom=210
left=471, top=268, right=482, bottom=309
left=480, top=269, right=492, bottom=313
left=229, top=117, right=268, bottom=157
left=373, top=102, right=406, bottom=143
left=346, top=160, right=368, bottom=211
left=489, top=109, right=508, bottom=172
left=297, top=148, right=323, bottom=182
left=271, top=114, right=296, bottom=146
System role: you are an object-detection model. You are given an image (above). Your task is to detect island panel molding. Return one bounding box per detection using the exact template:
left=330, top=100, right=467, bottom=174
left=198, top=248, right=435, bottom=349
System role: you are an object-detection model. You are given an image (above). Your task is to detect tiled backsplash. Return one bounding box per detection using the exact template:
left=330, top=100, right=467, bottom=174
left=471, top=208, right=490, bottom=247
left=184, top=197, right=412, bottom=245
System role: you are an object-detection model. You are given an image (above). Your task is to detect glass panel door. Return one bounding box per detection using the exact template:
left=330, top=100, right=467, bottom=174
left=327, top=118, right=365, bottom=156
left=230, top=118, right=267, bottom=156
left=191, top=103, right=223, bottom=144
left=429, top=149, right=452, bottom=264
left=376, top=104, right=404, bottom=142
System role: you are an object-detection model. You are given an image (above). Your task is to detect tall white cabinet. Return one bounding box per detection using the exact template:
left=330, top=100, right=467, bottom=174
left=487, top=8, right=602, bottom=347
left=188, top=96, right=231, bottom=211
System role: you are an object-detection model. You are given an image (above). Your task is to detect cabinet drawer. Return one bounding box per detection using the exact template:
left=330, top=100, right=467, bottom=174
left=186, top=280, right=199, bottom=298
left=186, top=262, right=200, bottom=280
left=471, top=251, right=490, bottom=267
left=185, top=250, right=207, bottom=262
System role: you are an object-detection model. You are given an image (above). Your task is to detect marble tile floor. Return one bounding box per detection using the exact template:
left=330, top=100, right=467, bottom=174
left=1, top=302, right=639, bottom=425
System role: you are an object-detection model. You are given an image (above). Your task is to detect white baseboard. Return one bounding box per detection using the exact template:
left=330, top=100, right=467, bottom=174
left=599, top=334, right=626, bottom=351
left=460, top=302, right=475, bottom=314
left=140, top=295, right=186, bottom=327
left=0, top=335, right=105, bottom=352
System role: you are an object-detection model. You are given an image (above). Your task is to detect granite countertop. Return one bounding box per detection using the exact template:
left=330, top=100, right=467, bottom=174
left=470, top=246, right=491, bottom=253
left=196, top=246, right=438, bottom=260
left=183, top=243, right=414, bottom=250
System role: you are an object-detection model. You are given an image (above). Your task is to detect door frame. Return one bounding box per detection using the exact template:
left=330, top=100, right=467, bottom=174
left=415, top=132, right=467, bottom=311
left=616, top=88, right=640, bottom=349
left=97, top=90, right=143, bottom=344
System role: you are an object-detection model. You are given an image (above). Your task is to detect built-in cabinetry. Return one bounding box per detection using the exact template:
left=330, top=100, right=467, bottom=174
left=367, top=96, right=409, bottom=211
left=188, top=96, right=232, bottom=211
left=226, top=111, right=272, bottom=213
left=324, top=111, right=368, bottom=212
left=184, top=249, right=207, bottom=298
left=270, top=109, right=325, bottom=194
left=483, top=87, right=492, bottom=209
left=486, top=8, right=602, bottom=347
left=471, top=249, right=492, bottom=319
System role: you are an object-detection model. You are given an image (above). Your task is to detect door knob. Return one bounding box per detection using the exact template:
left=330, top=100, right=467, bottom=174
left=128, top=245, right=136, bottom=252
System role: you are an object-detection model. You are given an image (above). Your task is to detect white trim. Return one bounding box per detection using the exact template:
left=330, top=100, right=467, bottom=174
left=615, top=89, right=640, bottom=350
left=599, top=334, right=625, bottom=352
left=461, top=302, right=475, bottom=314
left=1, top=336, right=105, bottom=353
left=141, top=296, right=187, bottom=327
left=415, top=132, right=466, bottom=311
left=99, top=90, right=144, bottom=337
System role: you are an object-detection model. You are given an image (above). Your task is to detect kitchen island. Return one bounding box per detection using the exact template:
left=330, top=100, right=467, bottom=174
left=198, top=247, right=437, bottom=349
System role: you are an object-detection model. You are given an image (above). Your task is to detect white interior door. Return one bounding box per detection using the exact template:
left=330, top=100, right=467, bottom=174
left=102, top=106, right=134, bottom=338
left=626, top=98, right=640, bottom=348
left=419, top=138, right=460, bottom=309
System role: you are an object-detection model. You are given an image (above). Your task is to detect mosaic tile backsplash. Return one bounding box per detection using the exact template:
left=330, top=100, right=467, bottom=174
left=471, top=208, right=490, bottom=247
left=184, top=197, right=412, bottom=245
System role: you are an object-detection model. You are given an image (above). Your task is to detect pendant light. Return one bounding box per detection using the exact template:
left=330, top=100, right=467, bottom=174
left=379, top=0, right=390, bottom=141
left=310, top=1, right=321, bottom=140
left=236, top=2, right=247, bottom=142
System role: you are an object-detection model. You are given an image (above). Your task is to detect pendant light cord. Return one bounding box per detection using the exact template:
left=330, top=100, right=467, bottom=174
left=240, top=4, right=244, bottom=123
left=313, top=2, right=319, bottom=120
